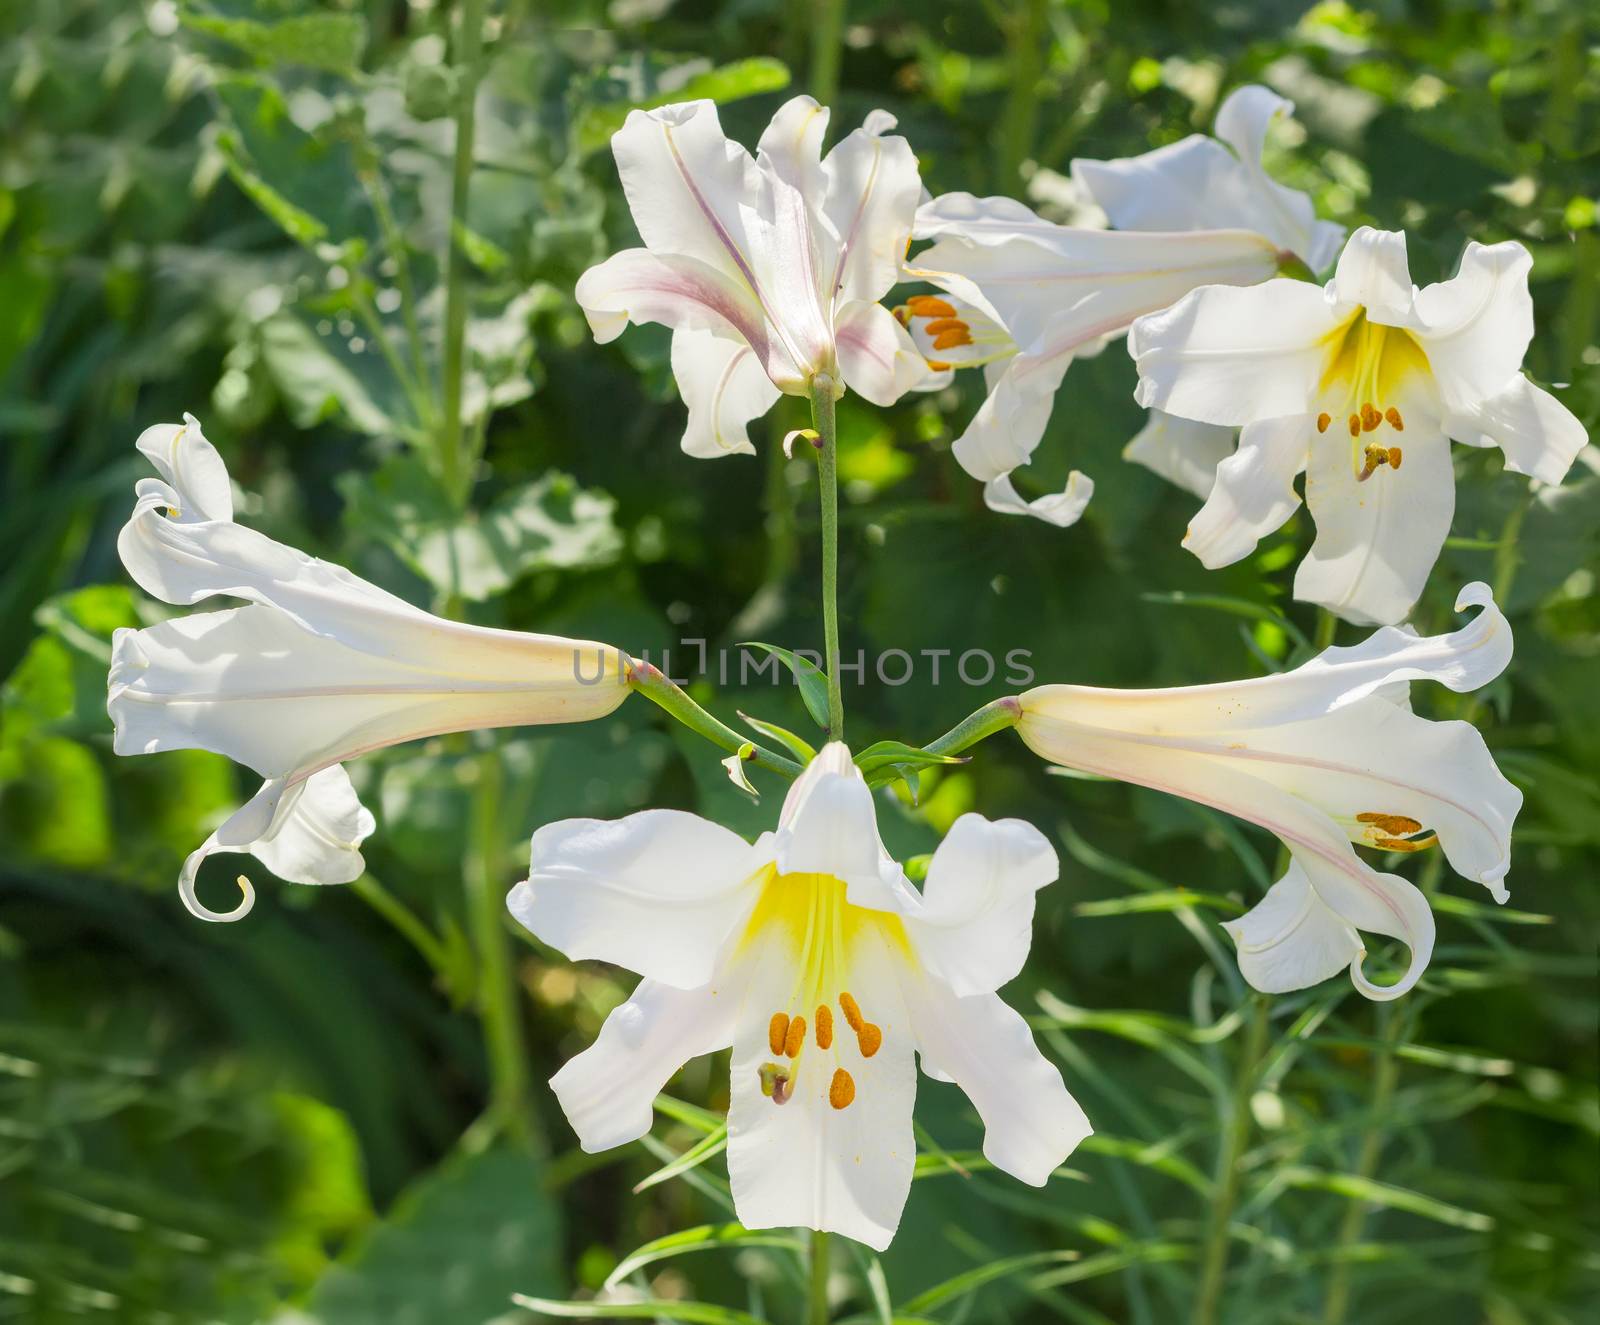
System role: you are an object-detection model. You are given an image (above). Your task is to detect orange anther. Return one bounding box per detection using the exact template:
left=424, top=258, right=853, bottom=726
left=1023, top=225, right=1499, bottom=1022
left=1373, top=834, right=1437, bottom=853
left=931, top=328, right=974, bottom=350
left=784, top=1014, right=807, bottom=1058
left=921, top=317, right=967, bottom=336
left=1348, top=413, right=1361, bottom=438
left=768, top=1013, right=789, bottom=1056
left=857, top=1023, right=883, bottom=1058
left=815, top=1004, right=834, bottom=1050
left=1387, top=446, right=1403, bottom=469
left=1316, top=412, right=1331, bottom=433
left=1361, top=403, right=1382, bottom=432
left=906, top=295, right=957, bottom=318
left=925, top=359, right=952, bottom=371
left=829, top=1068, right=856, bottom=1110
left=1357, top=812, right=1424, bottom=836
left=1385, top=406, right=1404, bottom=431
left=838, top=992, right=864, bottom=1033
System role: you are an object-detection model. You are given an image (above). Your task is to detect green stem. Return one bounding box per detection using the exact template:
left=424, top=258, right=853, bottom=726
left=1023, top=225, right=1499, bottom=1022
left=1320, top=1002, right=1408, bottom=1324
left=360, top=166, right=432, bottom=404
left=628, top=659, right=804, bottom=779
left=809, top=381, right=845, bottom=741
left=1311, top=607, right=1339, bottom=652
left=923, top=696, right=1023, bottom=758
left=1192, top=995, right=1270, bottom=1325
left=808, top=1228, right=831, bottom=1325
left=997, top=0, right=1049, bottom=186
left=467, top=748, right=536, bottom=1146
left=438, top=0, right=486, bottom=508
left=808, top=0, right=846, bottom=106
left=351, top=873, right=452, bottom=977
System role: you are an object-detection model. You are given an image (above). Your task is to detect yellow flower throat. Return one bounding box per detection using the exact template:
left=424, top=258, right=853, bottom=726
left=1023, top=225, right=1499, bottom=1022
left=740, top=868, right=909, bottom=1112
left=1314, top=310, right=1430, bottom=481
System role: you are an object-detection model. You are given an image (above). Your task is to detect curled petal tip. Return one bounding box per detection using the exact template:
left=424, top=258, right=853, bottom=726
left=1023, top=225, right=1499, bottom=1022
left=1454, top=581, right=1494, bottom=612
left=179, top=870, right=255, bottom=923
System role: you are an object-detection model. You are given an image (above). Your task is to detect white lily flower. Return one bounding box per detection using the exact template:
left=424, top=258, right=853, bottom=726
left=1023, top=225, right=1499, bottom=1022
left=508, top=744, right=1090, bottom=1250
left=577, top=96, right=929, bottom=458
left=1013, top=583, right=1521, bottom=1000
left=108, top=416, right=629, bottom=920
left=902, top=86, right=1342, bottom=524
left=1129, top=227, right=1590, bottom=624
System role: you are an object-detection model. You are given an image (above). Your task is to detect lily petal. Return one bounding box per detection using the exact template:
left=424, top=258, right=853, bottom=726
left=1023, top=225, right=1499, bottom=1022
left=774, top=745, right=912, bottom=912
left=612, top=100, right=768, bottom=290
left=1412, top=241, right=1534, bottom=406
left=1130, top=278, right=1341, bottom=427
left=108, top=606, right=626, bottom=781
left=1071, top=84, right=1343, bottom=270
left=1183, top=414, right=1309, bottom=568
left=915, top=228, right=1278, bottom=354
left=1297, top=410, right=1454, bottom=626
left=822, top=111, right=923, bottom=304
left=1124, top=410, right=1238, bottom=500
left=951, top=350, right=1073, bottom=481
left=134, top=415, right=232, bottom=523
left=1223, top=860, right=1425, bottom=998
left=727, top=926, right=916, bottom=1251
left=906, top=814, right=1058, bottom=997
left=834, top=299, right=929, bottom=405
left=982, top=472, right=1095, bottom=528
left=552, top=978, right=739, bottom=1152
left=509, top=810, right=764, bottom=989
left=904, top=981, right=1091, bottom=1184
left=574, top=247, right=776, bottom=373
left=179, top=767, right=374, bottom=922
left=1446, top=374, right=1589, bottom=486
left=671, top=327, right=781, bottom=458
left=1325, top=227, right=1416, bottom=327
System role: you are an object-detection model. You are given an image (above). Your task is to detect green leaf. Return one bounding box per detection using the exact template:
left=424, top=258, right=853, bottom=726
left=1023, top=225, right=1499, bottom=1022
left=1277, top=1166, right=1495, bottom=1231
left=1139, top=590, right=1309, bottom=652
left=515, top=1299, right=766, bottom=1324
left=342, top=457, right=623, bottom=601
left=258, top=312, right=401, bottom=436
left=856, top=740, right=970, bottom=789
left=574, top=58, right=791, bottom=155
left=898, top=1251, right=1082, bottom=1315
left=633, top=1124, right=729, bottom=1195
left=215, top=128, right=329, bottom=249
left=307, top=1141, right=562, bottom=1323
left=737, top=712, right=818, bottom=764
left=186, top=13, right=369, bottom=75
left=652, top=1094, right=724, bottom=1135
left=604, top=1222, right=801, bottom=1290
left=737, top=641, right=830, bottom=731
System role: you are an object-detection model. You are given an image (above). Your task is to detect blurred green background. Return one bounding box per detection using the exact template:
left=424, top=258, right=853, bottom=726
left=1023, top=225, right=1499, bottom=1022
left=1, top=1, right=1596, bottom=1322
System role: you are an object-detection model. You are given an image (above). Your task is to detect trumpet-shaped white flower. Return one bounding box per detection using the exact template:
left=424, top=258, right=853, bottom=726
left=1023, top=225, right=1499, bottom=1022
left=1013, top=584, right=1521, bottom=1000
left=1130, top=227, right=1589, bottom=624
left=508, top=744, right=1090, bottom=1250
left=903, top=86, right=1341, bottom=523
left=108, top=416, right=629, bottom=920
left=577, top=96, right=928, bottom=458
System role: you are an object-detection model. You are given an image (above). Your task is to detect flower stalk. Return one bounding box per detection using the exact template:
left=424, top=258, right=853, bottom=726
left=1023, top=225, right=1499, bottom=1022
left=808, top=1228, right=831, bottom=1325
left=438, top=0, right=486, bottom=508
left=627, top=659, right=804, bottom=780
left=810, top=377, right=846, bottom=740
left=923, top=696, right=1023, bottom=758
left=1192, top=994, right=1271, bottom=1325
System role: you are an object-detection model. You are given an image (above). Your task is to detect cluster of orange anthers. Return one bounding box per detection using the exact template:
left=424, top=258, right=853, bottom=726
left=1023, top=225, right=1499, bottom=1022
left=761, top=992, right=883, bottom=1111
left=894, top=294, right=968, bottom=370
left=1316, top=405, right=1405, bottom=481
left=1356, top=811, right=1438, bottom=854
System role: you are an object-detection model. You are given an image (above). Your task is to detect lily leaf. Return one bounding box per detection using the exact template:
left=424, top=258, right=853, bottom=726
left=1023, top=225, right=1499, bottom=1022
left=738, top=641, right=830, bottom=731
